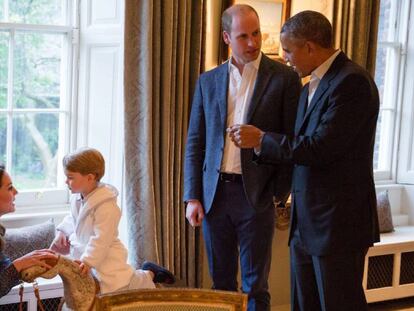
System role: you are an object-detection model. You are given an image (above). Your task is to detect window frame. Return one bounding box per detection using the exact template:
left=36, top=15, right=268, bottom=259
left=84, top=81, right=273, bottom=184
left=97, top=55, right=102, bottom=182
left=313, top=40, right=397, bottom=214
left=374, top=0, right=410, bottom=183
left=0, top=0, right=79, bottom=212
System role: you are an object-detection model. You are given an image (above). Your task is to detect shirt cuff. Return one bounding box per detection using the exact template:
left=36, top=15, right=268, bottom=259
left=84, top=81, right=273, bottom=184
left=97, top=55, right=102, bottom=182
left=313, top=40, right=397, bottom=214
left=254, top=131, right=265, bottom=155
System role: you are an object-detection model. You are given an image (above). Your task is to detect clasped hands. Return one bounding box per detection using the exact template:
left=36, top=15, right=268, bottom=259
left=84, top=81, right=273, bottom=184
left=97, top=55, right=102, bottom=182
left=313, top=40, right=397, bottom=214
left=227, top=124, right=264, bottom=149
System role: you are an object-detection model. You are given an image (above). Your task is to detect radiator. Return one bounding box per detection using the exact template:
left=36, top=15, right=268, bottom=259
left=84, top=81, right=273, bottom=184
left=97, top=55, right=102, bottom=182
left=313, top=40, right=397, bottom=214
left=0, top=297, right=62, bottom=311
left=364, top=249, right=414, bottom=302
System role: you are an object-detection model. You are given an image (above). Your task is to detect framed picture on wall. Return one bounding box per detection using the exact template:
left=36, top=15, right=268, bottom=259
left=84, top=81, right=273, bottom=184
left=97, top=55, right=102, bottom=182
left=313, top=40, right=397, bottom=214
left=232, top=0, right=291, bottom=59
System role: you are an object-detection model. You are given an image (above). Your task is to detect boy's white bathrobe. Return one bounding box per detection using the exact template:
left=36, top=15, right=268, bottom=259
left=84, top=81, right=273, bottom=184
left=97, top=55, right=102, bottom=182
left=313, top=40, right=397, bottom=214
left=56, top=183, right=154, bottom=293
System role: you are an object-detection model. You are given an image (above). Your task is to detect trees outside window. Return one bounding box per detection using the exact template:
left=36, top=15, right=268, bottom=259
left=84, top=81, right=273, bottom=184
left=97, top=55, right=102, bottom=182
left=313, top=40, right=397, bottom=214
left=0, top=0, right=75, bottom=205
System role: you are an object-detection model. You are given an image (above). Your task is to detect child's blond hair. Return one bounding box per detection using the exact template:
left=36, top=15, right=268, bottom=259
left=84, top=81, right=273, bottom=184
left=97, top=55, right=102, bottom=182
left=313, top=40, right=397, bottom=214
left=63, top=147, right=105, bottom=181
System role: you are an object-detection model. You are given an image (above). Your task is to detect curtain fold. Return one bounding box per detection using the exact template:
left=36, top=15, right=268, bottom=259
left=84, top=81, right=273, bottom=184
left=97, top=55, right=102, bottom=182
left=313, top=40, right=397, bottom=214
left=218, top=0, right=232, bottom=64
left=332, top=0, right=380, bottom=77
left=124, top=0, right=205, bottom=287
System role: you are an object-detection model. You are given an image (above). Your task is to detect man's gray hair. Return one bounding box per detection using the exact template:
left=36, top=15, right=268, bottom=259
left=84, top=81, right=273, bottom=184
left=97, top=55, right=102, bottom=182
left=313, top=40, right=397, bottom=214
left=281, top=10, right=333, bottom=48
left=222, top=4, right=259, bottom=34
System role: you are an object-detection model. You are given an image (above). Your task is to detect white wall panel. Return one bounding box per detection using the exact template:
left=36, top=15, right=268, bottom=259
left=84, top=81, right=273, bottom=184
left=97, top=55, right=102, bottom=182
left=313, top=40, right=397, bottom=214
left=88, top=0, right=121, bottom=27
left=78, top=0, right=125, bottom=245
left=86, top=45, right=121, bottom=182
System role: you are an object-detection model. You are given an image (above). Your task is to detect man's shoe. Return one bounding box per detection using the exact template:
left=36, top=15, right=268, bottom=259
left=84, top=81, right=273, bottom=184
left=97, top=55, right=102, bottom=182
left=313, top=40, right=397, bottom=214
left=142, top=261, right=176, bottom=284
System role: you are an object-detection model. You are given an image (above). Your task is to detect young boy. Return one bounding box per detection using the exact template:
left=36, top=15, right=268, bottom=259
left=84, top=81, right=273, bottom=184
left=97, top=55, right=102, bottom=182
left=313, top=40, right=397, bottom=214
left=50, top=147, right=175, bottom=293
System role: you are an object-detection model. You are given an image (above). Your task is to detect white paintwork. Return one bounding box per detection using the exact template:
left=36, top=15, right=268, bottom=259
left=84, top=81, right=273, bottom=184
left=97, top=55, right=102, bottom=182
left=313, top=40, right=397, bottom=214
left=0, top=276, right=63, bottom=310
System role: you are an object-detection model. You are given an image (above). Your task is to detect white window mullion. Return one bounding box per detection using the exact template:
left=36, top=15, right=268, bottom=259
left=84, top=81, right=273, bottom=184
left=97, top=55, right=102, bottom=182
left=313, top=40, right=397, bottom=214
left=0, top=23, right=71, bottom=34
left=3, top=1, right=8, bottom=21
left=6, top=28, right=14, bottom=173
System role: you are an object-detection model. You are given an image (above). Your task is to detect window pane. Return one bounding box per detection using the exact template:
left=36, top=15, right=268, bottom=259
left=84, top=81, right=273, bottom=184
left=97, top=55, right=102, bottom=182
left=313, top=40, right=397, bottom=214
left=0, top=115, right=6, bottom=164
left=374, top=44, right=398, bottom=172
left=11, top=113, right=60, bottom=190
left=0, top=31, right=8, bottom=109
left=0, top=0, right=4, bottom=22
left=8, top=0, right=65, bottom=25
left=13, top=32, right=63, bottom=109
left=374, top=46, right=387, bottom=103
left=377, top=0, right=392, bottom=42
left=373, top=46, right=386, bottom=171
left=375, top=109, right=395, bottom=172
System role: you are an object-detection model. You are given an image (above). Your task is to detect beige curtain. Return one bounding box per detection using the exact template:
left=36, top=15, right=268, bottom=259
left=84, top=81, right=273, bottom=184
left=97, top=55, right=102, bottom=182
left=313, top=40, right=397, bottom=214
left=124, top=0, right=205, bottom=287
left=332, top=0, right=380, bottom=76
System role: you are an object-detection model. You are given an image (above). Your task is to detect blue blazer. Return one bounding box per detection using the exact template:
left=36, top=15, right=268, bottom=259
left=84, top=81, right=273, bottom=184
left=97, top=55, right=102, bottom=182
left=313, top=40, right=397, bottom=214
left=184, top=54, right=301, bottom=213
left=260, top=52, right=381, bottom=255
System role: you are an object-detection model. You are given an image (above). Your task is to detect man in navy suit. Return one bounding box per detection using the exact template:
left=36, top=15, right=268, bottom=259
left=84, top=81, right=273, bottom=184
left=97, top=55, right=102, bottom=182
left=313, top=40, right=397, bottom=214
left=231, top=10, right=380, bottom=311
left=183, top=4, right=301, bottom=311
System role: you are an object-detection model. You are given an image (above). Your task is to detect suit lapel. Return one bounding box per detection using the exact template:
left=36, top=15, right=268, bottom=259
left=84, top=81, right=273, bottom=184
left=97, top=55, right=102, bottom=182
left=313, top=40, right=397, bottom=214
left=295, top=84, right=309, bottom=135
left=215, top=63, right=229, bottom=128
left=302, top=79, right=330, bottom=119
left=245, top=54, right=272, bottom=123
left=297, top=52, right=348, bottom=133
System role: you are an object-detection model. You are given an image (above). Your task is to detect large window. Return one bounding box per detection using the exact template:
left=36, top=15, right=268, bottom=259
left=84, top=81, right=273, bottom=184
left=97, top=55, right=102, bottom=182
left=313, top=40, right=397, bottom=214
left=374, top=0, right=409, bottom=181
left=0, top=0, right=77, bottom=209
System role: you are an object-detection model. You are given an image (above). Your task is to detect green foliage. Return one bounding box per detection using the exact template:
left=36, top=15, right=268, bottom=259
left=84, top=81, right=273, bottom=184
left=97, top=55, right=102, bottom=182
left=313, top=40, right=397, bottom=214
left=13, top=32, right=61, bottom=109
left=0, top=31, right=8, bottom=108
left=0, top=0, right=4, bottom=21
left=0, top=116, right=5, bottom=163
left=0, top=0, right=66, bottom=189
left=8, top=0, right=63, bottom=25
left=12, top=119, right=44, bottom=178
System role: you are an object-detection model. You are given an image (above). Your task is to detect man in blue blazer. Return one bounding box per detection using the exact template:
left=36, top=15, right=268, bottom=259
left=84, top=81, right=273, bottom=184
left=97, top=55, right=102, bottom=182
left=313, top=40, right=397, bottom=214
left=231, top=10, right=380, bottom=311
left=183, top=4, right=300, bottom=311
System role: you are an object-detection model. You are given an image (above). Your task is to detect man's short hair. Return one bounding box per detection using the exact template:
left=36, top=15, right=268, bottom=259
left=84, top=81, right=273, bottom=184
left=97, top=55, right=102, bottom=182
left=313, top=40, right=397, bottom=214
left=281, top=10, right=333, bottom=48
left=221, top=4, right=259, bottom=34
left=63, top=147, right=105, bottom=181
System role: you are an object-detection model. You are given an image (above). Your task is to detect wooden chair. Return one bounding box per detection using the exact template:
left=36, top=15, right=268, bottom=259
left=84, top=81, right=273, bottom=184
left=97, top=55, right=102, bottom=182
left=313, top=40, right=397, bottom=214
left=95, top=288, right=247, bottom=311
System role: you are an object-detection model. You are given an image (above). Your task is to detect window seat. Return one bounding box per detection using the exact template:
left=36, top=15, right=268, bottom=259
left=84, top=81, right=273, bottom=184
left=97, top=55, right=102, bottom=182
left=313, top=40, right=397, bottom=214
left=364, top=226, right=414, bottom=302
left=364, top=184, right=414, bottom=303
left=363, top=185, right=414, bottom=302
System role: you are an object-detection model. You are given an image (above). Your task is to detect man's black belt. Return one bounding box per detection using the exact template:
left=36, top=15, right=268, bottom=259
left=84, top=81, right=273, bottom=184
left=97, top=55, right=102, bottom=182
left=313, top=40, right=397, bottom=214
left=219, top=173, right=242, bottom=183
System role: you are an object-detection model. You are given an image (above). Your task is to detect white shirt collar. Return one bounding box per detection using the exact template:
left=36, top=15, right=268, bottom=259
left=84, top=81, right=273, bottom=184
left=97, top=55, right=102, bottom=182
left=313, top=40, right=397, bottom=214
left=228, top=52, right=262, bottom=74
left=311, top=49, right=341, bottom=81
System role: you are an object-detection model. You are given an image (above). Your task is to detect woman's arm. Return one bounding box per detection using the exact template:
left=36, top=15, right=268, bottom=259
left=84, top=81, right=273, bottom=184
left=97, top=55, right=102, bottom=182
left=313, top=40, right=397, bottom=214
left=0, top=255, right=20, bottom=298
left=1, top=249, right=57, bottom=298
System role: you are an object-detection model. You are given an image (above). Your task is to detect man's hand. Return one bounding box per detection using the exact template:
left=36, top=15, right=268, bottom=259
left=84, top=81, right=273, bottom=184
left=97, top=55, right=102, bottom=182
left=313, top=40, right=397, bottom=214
left=228, top=124, right=264, bottom=149
left=186, top=200, right=205, bottom=227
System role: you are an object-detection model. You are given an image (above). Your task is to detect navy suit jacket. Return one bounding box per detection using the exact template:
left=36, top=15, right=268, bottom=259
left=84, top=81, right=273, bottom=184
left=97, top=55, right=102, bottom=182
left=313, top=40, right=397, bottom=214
left=259, top=52, right=380, bottom=255
left=184, top=54, right=301, bottom=213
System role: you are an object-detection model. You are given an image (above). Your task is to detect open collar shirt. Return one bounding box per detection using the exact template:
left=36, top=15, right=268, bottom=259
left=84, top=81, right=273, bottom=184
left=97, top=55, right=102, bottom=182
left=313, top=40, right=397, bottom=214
left=308, top=49, right=341, bottom=104
left=221, top=53, right=262, bottom=174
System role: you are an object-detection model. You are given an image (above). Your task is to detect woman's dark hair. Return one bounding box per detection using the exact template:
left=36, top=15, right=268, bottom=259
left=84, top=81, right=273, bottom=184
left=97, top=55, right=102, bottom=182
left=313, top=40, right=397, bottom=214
left=0, top=164, right=4, bottom=187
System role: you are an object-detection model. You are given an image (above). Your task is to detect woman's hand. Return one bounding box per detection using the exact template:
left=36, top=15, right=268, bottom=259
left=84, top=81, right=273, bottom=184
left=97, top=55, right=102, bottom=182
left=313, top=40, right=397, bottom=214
left=12, top=249, right=58, bottom=272
left=50, top=231, right=70, bottom=254
left=74, top=260, right=91, bottom=277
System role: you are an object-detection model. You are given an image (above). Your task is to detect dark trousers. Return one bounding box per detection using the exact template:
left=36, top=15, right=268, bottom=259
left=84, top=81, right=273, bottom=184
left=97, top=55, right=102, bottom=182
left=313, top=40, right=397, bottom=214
left=202, top=178, right=275, bottom=311
left=290, top=228, right=368, bottom=311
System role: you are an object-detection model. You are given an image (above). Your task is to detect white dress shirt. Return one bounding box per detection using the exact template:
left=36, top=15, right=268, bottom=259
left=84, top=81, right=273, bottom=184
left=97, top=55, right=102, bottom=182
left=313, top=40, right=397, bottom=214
left=221, top=53, right=262, bottom=174
left=308, top=49, right=341, bottom=104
